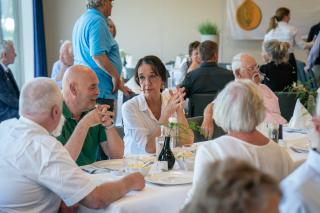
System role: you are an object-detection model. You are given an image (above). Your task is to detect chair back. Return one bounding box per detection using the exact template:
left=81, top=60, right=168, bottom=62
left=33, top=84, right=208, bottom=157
left=296, top=60, right=317, bottom=89
left=187, top=116, right=225, bottom=142
left=275, top=92, right=298, bottom=121
left=188, top=93, right=217, bottom=117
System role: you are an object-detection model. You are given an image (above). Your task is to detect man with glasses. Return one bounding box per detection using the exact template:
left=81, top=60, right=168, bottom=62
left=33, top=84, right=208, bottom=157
left=201, top=53, right=286, bottom=139
left=72, top=0, right=130, bottom=110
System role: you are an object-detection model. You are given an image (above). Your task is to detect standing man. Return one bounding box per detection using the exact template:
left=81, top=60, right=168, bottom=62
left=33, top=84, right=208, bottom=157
left=0, top=40, right=19, bottom=122
left=72, top=0, right=129, bottom=109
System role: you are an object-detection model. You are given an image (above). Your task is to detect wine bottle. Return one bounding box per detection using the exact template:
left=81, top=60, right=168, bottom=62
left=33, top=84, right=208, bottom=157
left=158, top=136, right=175, bottom=170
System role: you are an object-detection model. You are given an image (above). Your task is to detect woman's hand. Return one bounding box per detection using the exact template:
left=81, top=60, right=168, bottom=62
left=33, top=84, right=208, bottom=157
left=159, top=89, right=185, bottom=124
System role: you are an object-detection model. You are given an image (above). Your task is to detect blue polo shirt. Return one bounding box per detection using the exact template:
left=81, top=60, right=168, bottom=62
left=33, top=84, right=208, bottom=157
left=72, top=9, right=122, bottom=100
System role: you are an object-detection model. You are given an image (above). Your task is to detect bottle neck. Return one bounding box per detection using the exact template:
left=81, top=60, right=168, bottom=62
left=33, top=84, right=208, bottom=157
left=164, top=136, right=171, bottom=148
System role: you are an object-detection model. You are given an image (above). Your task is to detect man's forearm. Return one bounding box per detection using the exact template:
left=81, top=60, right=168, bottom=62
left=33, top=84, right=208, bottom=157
left=102, top=127, right=124, bottom=159
left=92, top=54, right=120, bottom=79
left=64, top=120, right=90, bottom=160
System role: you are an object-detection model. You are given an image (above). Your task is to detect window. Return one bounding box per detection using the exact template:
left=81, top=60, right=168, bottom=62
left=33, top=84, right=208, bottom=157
left=1, top=0, right=22, bottom=87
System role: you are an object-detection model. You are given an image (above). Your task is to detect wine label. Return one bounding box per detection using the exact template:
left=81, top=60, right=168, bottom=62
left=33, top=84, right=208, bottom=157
left=154, top=161, right=168, bottom=171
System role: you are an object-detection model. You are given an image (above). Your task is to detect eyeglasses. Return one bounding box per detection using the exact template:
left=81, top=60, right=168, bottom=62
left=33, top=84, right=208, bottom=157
left=244, top=64, right=260, bottom=72
left=137, top=74, right=160, bottom=84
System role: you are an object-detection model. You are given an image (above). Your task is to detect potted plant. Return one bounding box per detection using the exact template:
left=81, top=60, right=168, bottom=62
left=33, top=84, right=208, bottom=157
left=198, top=21, right=219, bottom=43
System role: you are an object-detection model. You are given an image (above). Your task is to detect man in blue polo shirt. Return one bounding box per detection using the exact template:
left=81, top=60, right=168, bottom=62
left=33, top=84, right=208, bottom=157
left=72, top=0, right=129, bottom=108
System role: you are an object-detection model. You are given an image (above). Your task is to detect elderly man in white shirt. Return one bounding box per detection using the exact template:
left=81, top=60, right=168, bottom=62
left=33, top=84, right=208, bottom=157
left=280, top=114, right=320, bottom=212
left=0, top=78, right=145, bottom=212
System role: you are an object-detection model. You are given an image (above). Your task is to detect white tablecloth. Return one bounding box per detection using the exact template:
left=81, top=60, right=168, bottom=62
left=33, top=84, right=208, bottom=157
left=79, top=131, right=309, bottom=213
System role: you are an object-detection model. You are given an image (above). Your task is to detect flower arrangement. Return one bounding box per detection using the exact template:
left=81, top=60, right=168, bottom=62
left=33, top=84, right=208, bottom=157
left=286, top=82, right=318, bottom=114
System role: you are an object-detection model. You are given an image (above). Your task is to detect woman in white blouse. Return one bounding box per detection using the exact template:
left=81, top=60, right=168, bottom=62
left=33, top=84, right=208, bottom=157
left=187, top=80, right=293, bottom=204
left=122, top=55, right=194, bottom=155
left=264, top=7, right=313, bottom=75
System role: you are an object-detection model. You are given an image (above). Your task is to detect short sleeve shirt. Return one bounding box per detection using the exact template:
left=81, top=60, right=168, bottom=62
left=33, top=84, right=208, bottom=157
left=0, top=117, right=97, bottom=212
left=72, top=9, right=122, bottom=100
left=56, top=102, right=107, bottom=166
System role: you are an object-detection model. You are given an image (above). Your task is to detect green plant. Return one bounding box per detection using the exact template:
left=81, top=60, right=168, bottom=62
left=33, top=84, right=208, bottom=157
left=285, top=82, right=317, bottom=114
left=198, top=21, right=218, bottom=35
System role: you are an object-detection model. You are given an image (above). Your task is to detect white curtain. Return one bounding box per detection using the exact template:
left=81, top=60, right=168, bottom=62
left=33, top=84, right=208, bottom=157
left=227, top=0, right=320, bottom=40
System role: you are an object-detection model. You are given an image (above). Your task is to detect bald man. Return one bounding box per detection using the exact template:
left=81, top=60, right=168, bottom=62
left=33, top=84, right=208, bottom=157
left=51, top=41, right=74, bottom=88
left=56, top=65, right=124, bottom=166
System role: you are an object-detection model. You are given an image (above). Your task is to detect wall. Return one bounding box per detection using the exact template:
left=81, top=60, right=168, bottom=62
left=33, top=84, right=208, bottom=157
left=43, top=0, right=309, bottom=75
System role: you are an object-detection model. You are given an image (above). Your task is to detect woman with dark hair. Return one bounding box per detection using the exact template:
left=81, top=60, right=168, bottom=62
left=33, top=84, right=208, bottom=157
left=260, top=39, right=295, bottom=91
left=179, top=41, right=201, bottom=83
left=264, top=7, right=313, bottom=76
left=122, top=55, right=194, bottom=155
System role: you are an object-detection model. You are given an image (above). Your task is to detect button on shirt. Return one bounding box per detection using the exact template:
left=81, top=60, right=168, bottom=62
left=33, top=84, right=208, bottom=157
left=264, top=21, right=307, bottom=53
left=122, top=93, right=168, bottom=155
left=72, top=9, right=122, bottom=100
left=0, top=117, right=97, bottom=213
left=280, top=149, right=320, bottom=213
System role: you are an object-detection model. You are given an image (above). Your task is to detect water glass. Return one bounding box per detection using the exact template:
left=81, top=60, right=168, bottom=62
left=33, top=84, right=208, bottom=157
left=268, top=123, right=279, bottom=143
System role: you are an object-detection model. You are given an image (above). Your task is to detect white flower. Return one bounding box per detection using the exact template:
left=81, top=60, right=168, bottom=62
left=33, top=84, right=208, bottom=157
left=168, top=117, right=178, bottom=124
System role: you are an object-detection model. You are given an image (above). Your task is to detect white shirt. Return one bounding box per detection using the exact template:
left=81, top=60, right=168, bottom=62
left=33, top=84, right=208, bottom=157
left=186, top=135, right=293, bottom=203
left=264, top=21, right=309, bottom=53
left=280, top=149, right=320, bottom=213
left=122, top=93, right=168, bottom=155
left=0, top=117, right=97, bottom=213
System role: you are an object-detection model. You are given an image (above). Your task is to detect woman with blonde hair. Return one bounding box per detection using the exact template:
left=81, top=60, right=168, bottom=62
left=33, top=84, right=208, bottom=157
left=264, top=7, right=313, bottom=74
left=260, top=39, right=295, bottom=91
left=187, top=80, right=292, bottom=204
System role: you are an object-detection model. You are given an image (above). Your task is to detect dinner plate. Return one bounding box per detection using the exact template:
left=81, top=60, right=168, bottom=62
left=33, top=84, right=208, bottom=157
left=145, top=171, right=193, bottom=185
left=93, top=159, right=125, bottom=171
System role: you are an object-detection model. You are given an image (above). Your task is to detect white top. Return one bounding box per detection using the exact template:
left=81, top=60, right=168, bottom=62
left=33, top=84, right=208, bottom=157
left=186, top=135, right=294, bottom=203
left=280, top=149, right=320, bottom=213
left=0, top=117, right=97, bottom=213
left=122, top=93, right=169, bottom=155
left=264, top=21, right=307, bottom=53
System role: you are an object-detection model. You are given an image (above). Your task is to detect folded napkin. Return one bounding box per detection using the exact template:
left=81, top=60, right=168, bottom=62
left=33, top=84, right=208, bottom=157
left=288, top=99, right=312, bottom=129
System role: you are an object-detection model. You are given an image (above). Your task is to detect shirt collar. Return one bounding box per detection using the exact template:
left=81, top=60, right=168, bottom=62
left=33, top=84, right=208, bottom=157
left=19, top=116, right=50, bottom=135
left=278, top=21, right=288, bottom=27
left=62, top=101, right=89, bottom=120
left=137, top=93, right=166, bottom=112
left=0, top=63, right=9, bottom=72
left=87, top=8, right=105, bottom=19
left=200, top=61, right=218, bottom=68
left=307, top=149, right=320, bottom=175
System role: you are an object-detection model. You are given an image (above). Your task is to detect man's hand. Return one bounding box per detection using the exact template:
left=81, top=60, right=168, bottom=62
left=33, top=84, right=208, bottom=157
left=312, top=116, right=320, bottom=133
left=123, top=172, right=145, bottom=191
left=119, top=81, right=133, bottom=96
left=58, top=201, right=78, bottom=213
left=201, top=103, right=214, bottom=139
left=201, top=118, right=214, bottom=139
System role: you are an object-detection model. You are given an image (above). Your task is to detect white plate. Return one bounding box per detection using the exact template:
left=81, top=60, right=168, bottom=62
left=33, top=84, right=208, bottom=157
left=145, top=171, right=193, bottom=185
left=93, top=159, right=125, bottom=171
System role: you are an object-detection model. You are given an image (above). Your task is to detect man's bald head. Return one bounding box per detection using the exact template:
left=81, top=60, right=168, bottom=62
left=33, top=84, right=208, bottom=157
left=62, top=65, right=99, bottom=112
